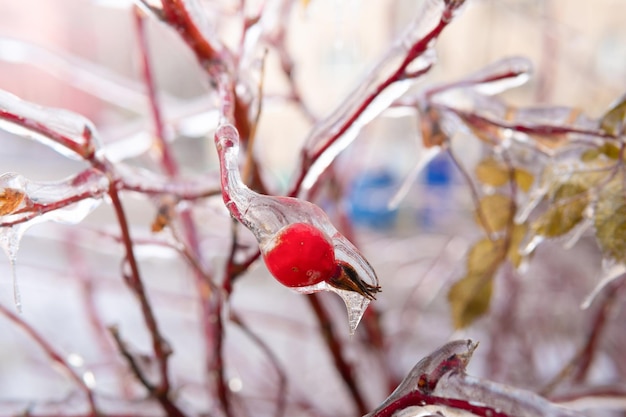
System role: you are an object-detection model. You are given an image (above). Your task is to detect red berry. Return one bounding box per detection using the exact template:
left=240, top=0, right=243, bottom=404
left=262, top=223, right=337, bottom=288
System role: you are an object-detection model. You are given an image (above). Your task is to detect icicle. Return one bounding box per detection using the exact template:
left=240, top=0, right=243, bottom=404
left=581, top=259, right=626, bottom=309
left=388, top=147, right=441, bottom=210
left=0, top=170, right=108, bottom=310
left=0, top=225, right=25, bottom=311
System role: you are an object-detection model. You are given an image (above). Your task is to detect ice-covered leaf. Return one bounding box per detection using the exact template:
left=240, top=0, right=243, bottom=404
left=0, top=170, right=108, bottom=228
left=0, top=188, right=27, bottom=216
left=594, top=179, right=626, bottom=264
left=448, top=238, right=504, bottom=328
left=475, top=157, right=534, bottom=193
left=476, top=194, right=513, bottom=233
left=514, top=167, right=534, bottom=192
left=532, top=182, right=589, bottom=238
left=599, top=95, right=626, bottom=136
left=448, top=271, right=494, bottom=329
left=0, top=169, right=107, bottom=310
left=475, top=157, right=509, bottom=188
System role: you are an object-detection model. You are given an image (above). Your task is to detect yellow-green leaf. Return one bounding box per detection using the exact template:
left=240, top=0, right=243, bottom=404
left=581, top=148, right=601, bottom=162
left=532, top=182, right=589, bottom=238
left=476, top=194, right=513, bottom=233
left=475, top=157, right=509, bottom=188
left=600, top=96, right=626, bottom=136
left=475, top=157, right=534, bottom=193
left=448, top=273, right=494, bottom=329
left=467, top=238, right=505, bottom=275
left=581, top=143, right=621, bottom=162
left=599, top=142, right=621, bottom=159
left=514, top=168, right=534, bottom=193
left=594, top=180, right=626, bottom=263
left=448, top=238, right=505, bottom=328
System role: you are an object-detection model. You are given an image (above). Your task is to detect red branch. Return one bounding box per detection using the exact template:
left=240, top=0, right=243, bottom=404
left=370, top=390, right=511, bottom=417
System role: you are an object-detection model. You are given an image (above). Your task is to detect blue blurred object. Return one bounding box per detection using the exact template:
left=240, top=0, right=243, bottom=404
left=420, top=153, right=454, bottom=228
left=425, top=152, right=454, bottom=186
left=348, top=170, right=399, bottom=229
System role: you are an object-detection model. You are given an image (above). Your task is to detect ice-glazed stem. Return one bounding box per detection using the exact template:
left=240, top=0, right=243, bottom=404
left=367, top=340, right=585, bottom=417
left=290, top=0, right=467, bottom=197
left=214, top=124, right=257, bottom=227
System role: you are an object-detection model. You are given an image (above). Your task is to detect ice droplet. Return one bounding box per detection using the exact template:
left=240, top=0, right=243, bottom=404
left=292, top=281, right=370, bottom=335
left=67, top=352, right=85, bottom=368
left=388, top=146, right=442, bottom=210
left=82, top=371, right=96, bottom=389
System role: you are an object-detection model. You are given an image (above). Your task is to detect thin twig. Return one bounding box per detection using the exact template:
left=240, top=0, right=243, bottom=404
left=0, top=303, right=98, bottom=416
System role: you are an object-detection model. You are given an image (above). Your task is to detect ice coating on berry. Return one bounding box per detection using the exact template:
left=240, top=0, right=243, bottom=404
left=214, top=124, right=381, bottom=333
left=261, top=223, right=336, bottom=288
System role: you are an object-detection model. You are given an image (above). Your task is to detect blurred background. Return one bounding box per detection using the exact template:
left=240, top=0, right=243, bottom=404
left=0, top=0, right=624, bottom=416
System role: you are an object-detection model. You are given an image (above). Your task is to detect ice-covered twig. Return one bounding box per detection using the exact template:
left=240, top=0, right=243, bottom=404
left=289, top=0, right=467, bottom=197
left=0, top=91, right=182, bottom=415
left=0, top=90, right=100, bottom=160
left=368, top=340, right=585, bottom=417
left=425, top=56, right=533, bottom=98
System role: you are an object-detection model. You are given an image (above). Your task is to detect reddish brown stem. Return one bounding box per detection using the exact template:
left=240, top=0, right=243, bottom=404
left=0, top=189, right=106, bottom=228
left=134, top=6, right=179, bottom=177
left=133, top=8, right=231, bottom=413
left=160, top=0, right=230, bottom=67
left=107, top=181, right=185, bottom=417
left=443, top=105, right=616, bottom=141
left=370, top=390, right=512, bottom=417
